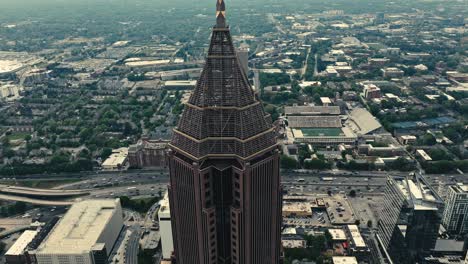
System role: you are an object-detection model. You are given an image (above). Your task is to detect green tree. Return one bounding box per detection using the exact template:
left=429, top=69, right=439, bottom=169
left=281, top=155, right=298, bottom=169
left=304, top=159, right=331, bottom=170
left=421, top=134, right=437, bottom=146
left=1, top=137, right=10, bottom=147
left=101, top=148, right=113, bottom=160
left=0, top=241, right=5, bottom=253
left=429, top=149, right=451, bottom=161
left=13, top=202, right=27, bottom=214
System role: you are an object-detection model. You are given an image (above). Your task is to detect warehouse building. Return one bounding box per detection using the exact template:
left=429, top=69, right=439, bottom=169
left=30, top=199, right=124, bottom=264
left=4, top=230, right=39, bottom=264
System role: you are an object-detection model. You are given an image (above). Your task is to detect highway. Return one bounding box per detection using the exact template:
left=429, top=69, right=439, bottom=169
left=0, top=194, right=74, bottom=206
left=301, top=47, right=312, bottom=78
left=0, top=168, right=465, bottom=206
left=0, top=184, right=88, bottom=198
left=125, top=225, right=140, bottom=264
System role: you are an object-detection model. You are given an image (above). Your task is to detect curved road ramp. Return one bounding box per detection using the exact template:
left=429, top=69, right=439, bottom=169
left=0, top=184, right=89, bottom=206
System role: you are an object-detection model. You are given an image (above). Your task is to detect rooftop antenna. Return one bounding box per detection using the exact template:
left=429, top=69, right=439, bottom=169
left=216, top=0, right=226, bottom=28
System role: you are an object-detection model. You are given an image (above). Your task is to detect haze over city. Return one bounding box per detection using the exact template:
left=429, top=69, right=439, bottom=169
left=0, top=0, right=466, bottom=264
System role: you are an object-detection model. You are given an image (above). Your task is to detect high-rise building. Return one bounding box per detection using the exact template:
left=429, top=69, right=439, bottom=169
left=167, top=1, right=282, bottom=263
left=377, top=174, right=444, bottom=264
left=375, top=12, right=385, bottom=24
left=236, top=44, right=249, bottom=76
left=128, top=139, right=168, bottom=168
left=442, top=183, right=468, bottom=235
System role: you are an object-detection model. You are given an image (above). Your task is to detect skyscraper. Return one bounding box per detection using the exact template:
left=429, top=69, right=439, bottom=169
left=442, top=183, right=468, bottom=235
left=377, top=174, right=444, bottom=264
left=166, top=1, right=282, bottom=263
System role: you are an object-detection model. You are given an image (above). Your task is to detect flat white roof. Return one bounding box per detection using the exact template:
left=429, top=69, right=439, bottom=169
left=320, top=97, right=332, bottom=104
left=125, top=59, right=171, bottom=67
left=164, top=80, right=197, bottom=86
left=102, top=148, right=128, bottom=167
left=0, top=60, right=24, bottom=74
left=5, top=230, right=38, bottom=256
left=35, top=199, right=121, bottom=255
left=451, top=183, right=468, bottom=193
left=328, top=228, right=347, bottom=240
left=347, top=225, right=366, bottom=248
left=333, top=256, right=358, bottom=264
left=159, top=192, right=171, bottom=218
left=416, top=149, right=432, bottom=161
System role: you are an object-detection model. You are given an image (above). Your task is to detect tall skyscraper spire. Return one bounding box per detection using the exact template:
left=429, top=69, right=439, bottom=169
left=167, top=1, right=282, bottom=263
left=216, top=0, right=226, bottom=28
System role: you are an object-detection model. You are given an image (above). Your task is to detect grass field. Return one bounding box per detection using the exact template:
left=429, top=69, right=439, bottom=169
left=5, top=132, right=30, bottom=141
left=300, top=128, right=344, bottom=137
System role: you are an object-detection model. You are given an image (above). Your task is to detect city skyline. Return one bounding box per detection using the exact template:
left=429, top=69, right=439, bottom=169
left=0, top=0, right=467, bottom=264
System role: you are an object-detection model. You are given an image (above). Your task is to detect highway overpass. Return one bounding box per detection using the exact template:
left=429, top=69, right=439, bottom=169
left=0, top=184, right=89, bottom=199
left=0, top=194, right=75, bottom=206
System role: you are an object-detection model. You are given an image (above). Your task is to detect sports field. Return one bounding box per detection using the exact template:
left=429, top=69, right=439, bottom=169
left=300, top=128, right=344, bottom=137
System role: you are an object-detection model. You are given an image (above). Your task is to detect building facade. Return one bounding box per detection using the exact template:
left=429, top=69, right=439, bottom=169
left=128, top=139, right=168, bottom=168
left=345, top=225, right=370, bottom=263
left=442, top=183, right=468, bottom=235
left=30, top=199, right=123, bottom=264
left=377, top=175, right=444, bottom=264
left=167, top=1, right=282, bottom=263
left=363, top=84, right=382, bottom=100
left=4, top=230, right=39, bottom=264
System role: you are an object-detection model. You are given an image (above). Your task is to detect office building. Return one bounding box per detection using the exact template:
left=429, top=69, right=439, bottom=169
left=382, top=67, right=404, bottom=78
left=167, top=1, right=282, bottom=263
left=375, top=12, right=385, bottom=24
left=345, top=225, right=371, bottom=262
left=128, top=139, right=168, bottom=168
left=159, top=192, right=174, bottom=260
left=101, top=147, right=129, bottom=171
left=377, top=174, right=445, bottom=264
left=416, top=149, right=432, bottom=162
left=30, top=199, right=124, bottom=264
left=399, top=135, right=417, bottom=145
left=442, top=183, right=468, bottom=235
left=363, top=84, right=382, bottom=100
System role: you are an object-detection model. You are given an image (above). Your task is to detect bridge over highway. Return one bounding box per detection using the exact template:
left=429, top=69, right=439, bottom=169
left=0, top=184, right=89, bottom=198
left=0, top=194, right=75, bottom=206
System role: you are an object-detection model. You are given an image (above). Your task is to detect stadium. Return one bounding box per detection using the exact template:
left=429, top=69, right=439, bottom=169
left=286, top=113, right=357, bottom=146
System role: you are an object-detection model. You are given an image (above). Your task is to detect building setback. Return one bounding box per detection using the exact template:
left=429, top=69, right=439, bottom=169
left=167, top=1, right=282, bottom=263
